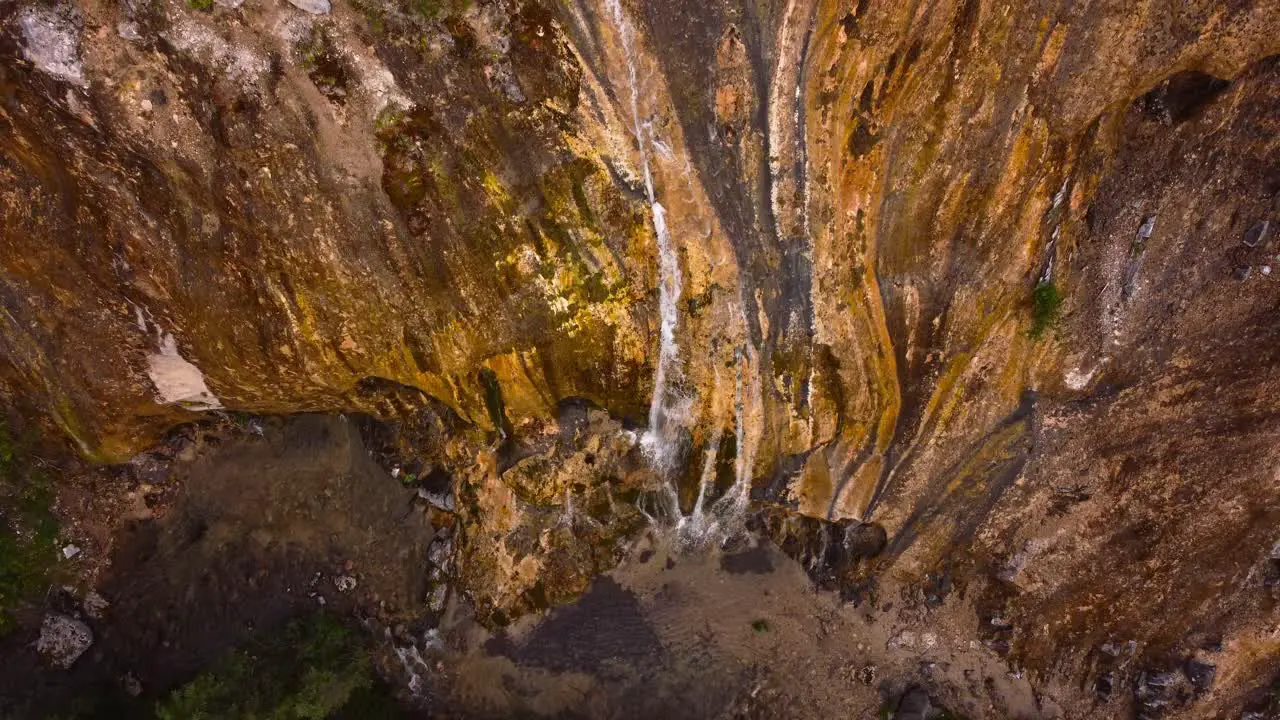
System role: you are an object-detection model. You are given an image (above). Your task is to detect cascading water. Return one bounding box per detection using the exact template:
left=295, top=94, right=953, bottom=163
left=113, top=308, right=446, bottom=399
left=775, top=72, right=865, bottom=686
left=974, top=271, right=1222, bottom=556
left=603, top=0, right=686, bottom=475
left=604, top=0, right=758, bottom=548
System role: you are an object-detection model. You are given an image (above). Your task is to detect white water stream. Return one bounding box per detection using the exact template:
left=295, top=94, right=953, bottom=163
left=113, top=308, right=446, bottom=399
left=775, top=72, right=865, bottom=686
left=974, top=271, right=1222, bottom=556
left=604, top=0, right=760, bottom=548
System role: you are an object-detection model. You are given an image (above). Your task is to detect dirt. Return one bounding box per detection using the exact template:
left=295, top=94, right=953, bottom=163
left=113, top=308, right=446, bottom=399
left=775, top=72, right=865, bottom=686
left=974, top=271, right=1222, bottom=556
left=429, top=533, right=1048, bottom=719
left=0, top=414, right=434, bottom=718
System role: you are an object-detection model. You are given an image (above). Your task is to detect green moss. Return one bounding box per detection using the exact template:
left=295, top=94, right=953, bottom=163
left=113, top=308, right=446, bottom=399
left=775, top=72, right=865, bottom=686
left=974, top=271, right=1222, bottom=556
left=187, top=0, right=214, bottom=11
left=411, top=0, right=448, bottom=20
left=751, top=619, right=770, bottom=633
left=1029, top=281, right=1064, bottom=340
left=155, top=614, right=375, bottom=720
left=0, top=421, right=60, bottom=636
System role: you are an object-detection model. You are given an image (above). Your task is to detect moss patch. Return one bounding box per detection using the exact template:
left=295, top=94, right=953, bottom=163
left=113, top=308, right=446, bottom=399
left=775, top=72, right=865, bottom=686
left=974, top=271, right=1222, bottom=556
left=1029, top=281, right=1063, bottom=340
left=0, top=422, right=60, bottom=636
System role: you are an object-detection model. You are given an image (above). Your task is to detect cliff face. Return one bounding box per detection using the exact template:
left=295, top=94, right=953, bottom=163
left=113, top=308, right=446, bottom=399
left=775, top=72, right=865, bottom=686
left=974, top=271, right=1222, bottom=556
left=2, top=0, right=1279, bottom=713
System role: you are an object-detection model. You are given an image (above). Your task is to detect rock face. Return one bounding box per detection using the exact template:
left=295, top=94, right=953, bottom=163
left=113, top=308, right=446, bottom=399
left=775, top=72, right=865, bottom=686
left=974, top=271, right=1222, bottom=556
left=1, top=0, right=1279, bottom=715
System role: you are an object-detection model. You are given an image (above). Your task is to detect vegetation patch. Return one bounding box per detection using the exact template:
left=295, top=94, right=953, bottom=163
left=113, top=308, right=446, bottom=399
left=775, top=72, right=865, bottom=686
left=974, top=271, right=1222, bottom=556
left=0, top=422, right=60, bottom=636
left=155, top=614, right=377, bottom=719
left=297, top=27, right=351, bottom=104
left=1029, top=280, right=1064, bottom=340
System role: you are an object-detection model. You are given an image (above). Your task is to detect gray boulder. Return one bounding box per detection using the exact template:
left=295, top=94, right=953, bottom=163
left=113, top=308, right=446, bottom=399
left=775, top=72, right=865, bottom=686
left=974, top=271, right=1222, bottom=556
left=36, top=614, right=93, bottom=668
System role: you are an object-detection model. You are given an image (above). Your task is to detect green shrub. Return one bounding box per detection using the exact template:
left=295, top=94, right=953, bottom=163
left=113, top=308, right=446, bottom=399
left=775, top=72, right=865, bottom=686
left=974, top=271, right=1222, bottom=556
left=1029, top=281, right=1064, bottom=340
left=156, top=615, right=375, bottom=720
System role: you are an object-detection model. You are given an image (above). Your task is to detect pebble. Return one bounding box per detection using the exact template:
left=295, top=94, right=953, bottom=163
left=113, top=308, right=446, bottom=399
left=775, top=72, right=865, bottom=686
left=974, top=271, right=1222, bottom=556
left=1242, top=220, right=1270, bottom=248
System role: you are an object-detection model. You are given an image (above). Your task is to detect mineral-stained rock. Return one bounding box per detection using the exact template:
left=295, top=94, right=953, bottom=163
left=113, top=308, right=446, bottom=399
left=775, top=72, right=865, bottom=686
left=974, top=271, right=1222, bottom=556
left=36, top=614, right=93, bottom=669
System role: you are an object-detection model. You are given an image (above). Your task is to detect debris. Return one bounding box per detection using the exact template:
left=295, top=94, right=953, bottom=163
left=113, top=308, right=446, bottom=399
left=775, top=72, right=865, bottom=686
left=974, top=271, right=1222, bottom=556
left=1242, top=220, right=1270, bottom=248
left=61, top=544, right=81, bottom=559
left=335, top=575, right=357, bottom=592
left=36, top=614, right=93, bottom=668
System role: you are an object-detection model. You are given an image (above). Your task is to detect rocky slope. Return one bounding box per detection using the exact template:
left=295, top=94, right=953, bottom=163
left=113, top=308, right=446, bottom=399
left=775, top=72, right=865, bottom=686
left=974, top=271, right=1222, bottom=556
left=1, top=0, right=1279, bottom=716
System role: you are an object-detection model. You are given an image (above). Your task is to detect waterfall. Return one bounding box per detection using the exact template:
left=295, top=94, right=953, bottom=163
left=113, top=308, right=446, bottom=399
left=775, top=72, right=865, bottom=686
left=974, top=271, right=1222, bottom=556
left=604, top=0, right=757, bottom=549
left=604, top=0, right=687, bottom=477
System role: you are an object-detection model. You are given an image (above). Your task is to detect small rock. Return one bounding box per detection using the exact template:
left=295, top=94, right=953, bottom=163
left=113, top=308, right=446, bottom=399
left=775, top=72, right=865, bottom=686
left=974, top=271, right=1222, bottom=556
left=286, top=0, right=330, bottom=14
left=61, top=544, right=81, bottom=559
left=427, top=536, right=453, bottom=568
left=82, top=591, right=109, bottom=619
left=888, top=630, right=916, bottom=649
left=921, top=632, right=938, bottom=649
left=214, top=0, right=246, bottom=7
left=417, top=487, right=456, bottom=513
left=1242, top=220, right=1271, bottom=248
left=1233, top=265, right=1253, bottom=281
left=1263, top=266, right=1273, bottom=276
left=335, top=575, right=357, bottom=592
left=117, top=21, right=141, bottom=41
left=37, top=614, right=93, bottom=668
left=1137, top=215, right=1156, bottom=241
